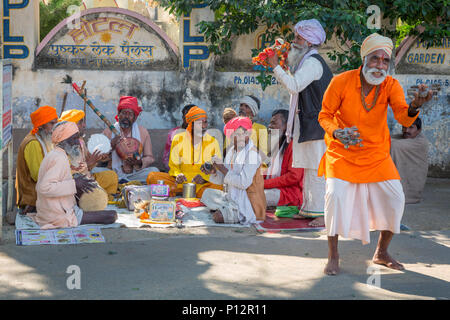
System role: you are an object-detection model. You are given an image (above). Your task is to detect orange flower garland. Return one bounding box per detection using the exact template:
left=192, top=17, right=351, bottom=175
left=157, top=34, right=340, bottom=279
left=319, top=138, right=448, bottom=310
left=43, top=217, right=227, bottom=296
left=252, top=38, right=291, bottom=71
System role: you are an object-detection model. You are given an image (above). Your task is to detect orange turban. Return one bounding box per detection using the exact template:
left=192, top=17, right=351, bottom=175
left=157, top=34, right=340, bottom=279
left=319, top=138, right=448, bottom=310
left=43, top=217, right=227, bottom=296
left=185, top=106, right=207, bottom=133
left=52, top=121, right=79, bottom=144
left=30, top=106, right=58, bottom=135
left=60, top=109, right=85, bottom=123
left=223, top=108, right=237, bottom=124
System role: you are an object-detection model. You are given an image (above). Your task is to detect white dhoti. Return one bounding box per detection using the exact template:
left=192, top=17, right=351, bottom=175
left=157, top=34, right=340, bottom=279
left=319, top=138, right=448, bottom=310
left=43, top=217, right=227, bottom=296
left=201, top=189, right=240, bottom=224
left=119, top=167, right=159, bottom=183
left=292, top=115, right=327, bottom=217
left=92, top=166, right=159, bottom=183
left=301, top=169, right=325, bottom=217
left=325, top=178, right=405, bottom=245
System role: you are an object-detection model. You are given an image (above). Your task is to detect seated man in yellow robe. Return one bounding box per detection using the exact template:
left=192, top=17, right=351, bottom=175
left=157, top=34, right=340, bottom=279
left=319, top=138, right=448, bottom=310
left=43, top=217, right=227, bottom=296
left=60, top=109, right=119, bottom=198
left=147, top=106, right=223, bottom=198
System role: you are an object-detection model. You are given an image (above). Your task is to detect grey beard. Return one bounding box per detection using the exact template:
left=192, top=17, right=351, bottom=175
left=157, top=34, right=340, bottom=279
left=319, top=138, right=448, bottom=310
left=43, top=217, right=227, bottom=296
left=59, top=141, right=82, bottom=167
left=37, top=129, right=54, bottom=152
left=119, top=119, right=132, bottom=129
left=287, top=43, right=310, bottom=72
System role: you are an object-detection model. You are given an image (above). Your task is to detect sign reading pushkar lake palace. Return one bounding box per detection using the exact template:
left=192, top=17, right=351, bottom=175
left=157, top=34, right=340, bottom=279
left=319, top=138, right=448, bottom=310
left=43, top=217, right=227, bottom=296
left=35, top=8, right=179, bottom=71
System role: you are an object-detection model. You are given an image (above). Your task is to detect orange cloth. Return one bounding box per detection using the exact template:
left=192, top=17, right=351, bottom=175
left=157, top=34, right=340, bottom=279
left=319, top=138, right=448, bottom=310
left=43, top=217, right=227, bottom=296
left=52, top=121, right=79, bottom=144
left=147, top=172, right=222, bottom=198
left=185, top=106, right=206, bottom=133
left=60, top=109, right=85, bottom=123
left=318, top=67, right=419, bottom=183
left=30, top=106, right=58, bottom=134
left=223, top=108, right=237, bottom=124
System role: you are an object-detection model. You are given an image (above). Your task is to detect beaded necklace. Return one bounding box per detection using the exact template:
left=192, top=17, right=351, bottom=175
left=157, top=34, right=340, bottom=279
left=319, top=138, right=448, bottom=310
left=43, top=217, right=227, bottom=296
left=360, top=73, right=380, bottom=112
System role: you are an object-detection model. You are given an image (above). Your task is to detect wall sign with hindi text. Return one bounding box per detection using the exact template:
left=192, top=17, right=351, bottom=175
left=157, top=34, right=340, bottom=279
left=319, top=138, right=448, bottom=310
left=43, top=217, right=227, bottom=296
left=35, top=8, right=179, bottom=71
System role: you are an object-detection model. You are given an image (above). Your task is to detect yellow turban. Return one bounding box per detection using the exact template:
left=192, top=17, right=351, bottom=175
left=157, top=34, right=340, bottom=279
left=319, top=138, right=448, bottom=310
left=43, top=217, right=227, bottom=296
left=360, top=33, right=393, bottom=59
left=185, top=106, right=207, bottom=133
left=60, top=109, right=85, bottom=123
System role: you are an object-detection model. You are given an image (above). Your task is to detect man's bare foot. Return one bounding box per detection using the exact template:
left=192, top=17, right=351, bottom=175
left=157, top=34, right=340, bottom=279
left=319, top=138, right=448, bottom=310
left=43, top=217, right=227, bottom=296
left=372, top=251, right=405, bottom=270
left=212, top=210, right=224, bottom=223
left=309, top=216, right=325, bottom=227
left=324, top=255, right=340, bottom=275
left=292, top=214, right=307, bottom=220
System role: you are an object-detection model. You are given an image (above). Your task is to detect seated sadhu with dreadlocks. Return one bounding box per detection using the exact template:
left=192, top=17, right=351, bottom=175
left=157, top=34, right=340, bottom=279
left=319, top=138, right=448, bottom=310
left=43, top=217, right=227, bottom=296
left=147, top=106, right=223, bottom=198
left=60, top=109, right=119, bottom=198
left=29, top=121, right=117, bottom=229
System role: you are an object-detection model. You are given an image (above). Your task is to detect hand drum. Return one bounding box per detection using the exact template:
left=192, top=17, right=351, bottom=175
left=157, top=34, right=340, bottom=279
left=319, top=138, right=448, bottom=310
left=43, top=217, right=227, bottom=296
left=115, top=137, right=143, bottom=160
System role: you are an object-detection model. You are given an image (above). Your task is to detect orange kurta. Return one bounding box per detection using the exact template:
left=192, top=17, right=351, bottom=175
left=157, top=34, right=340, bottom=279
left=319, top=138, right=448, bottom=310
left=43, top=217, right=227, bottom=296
left=318, top=67, right=419, bottom=183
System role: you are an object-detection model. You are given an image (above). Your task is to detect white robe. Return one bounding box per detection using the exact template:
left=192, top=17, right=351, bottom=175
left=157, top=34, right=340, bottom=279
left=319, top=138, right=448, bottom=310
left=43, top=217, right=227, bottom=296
left=208, top=140, right=261, bottom=225
left=325, top=178, right=405, bottom=245
left=273, top=57, right=327, bottom=215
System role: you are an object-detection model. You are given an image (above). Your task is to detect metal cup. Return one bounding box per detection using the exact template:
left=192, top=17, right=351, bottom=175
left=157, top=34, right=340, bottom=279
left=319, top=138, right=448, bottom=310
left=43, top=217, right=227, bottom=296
left=182, top=183, right=196, bottom=198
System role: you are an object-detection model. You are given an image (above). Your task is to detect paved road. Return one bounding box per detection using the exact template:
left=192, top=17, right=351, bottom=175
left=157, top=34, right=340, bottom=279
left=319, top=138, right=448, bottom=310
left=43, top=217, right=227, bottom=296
left=0, top=178, right=449, bottom=300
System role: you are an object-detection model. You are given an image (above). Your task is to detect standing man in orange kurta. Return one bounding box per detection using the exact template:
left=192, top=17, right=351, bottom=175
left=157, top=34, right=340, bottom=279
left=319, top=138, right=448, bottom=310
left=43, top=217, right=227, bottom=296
left=318, top=33, right=433, bottom=276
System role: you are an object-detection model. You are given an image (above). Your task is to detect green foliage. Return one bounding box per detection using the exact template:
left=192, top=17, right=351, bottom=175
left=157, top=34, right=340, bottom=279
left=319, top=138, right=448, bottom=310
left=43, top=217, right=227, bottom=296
left=160, top=0, right=448, bottom=89
left=40, top=0, right=82, bottom=42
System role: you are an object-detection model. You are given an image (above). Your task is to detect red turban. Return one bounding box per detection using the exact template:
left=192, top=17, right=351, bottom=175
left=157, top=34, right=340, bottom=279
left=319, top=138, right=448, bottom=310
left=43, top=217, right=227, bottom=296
left=30, top=106, right=58, bottom=135
left=115, top=96, right=142, bottom=121
left=223, top=116, right=252, bottom=137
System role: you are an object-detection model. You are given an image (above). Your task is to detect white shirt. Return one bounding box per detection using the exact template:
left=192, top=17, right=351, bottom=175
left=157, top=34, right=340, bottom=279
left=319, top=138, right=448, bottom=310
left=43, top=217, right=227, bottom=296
left=210, top=140, right=260, bottom=225
left=273, top=56, right=323, bottom=95
left=273, top=56, right=326, bottom=169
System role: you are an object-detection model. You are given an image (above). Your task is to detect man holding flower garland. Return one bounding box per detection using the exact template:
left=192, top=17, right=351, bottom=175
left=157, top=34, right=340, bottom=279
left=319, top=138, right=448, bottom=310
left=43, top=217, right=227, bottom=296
left=267, top=19, right=332, bottom=227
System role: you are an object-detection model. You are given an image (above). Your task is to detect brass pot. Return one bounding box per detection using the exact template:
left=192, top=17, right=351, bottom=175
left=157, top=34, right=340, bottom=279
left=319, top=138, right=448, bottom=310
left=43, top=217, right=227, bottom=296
left=182, top=183, right=196, bottom=199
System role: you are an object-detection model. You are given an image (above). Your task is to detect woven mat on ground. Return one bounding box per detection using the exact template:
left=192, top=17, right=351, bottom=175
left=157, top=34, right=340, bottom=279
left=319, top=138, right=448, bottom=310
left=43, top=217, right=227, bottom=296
left=15, top=212, right=124, bottom=230
left=255, top=211, right=325, bottom=233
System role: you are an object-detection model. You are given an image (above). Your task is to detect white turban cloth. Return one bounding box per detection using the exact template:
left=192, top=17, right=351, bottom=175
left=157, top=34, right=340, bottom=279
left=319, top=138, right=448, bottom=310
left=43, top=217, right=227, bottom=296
left=294, top=19, right=326, bottom=45
left=240, top=96, right=259, bottom=117
left=360, top=33, right=393, bottom=59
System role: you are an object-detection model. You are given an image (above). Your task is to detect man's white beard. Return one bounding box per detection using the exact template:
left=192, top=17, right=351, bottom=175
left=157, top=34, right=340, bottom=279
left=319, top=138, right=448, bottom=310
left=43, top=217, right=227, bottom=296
left=287, top=43, right=310, bottom=72
left=362, top=62, right=388, bottom=85
left=37, top=129, right=54, bottom=152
